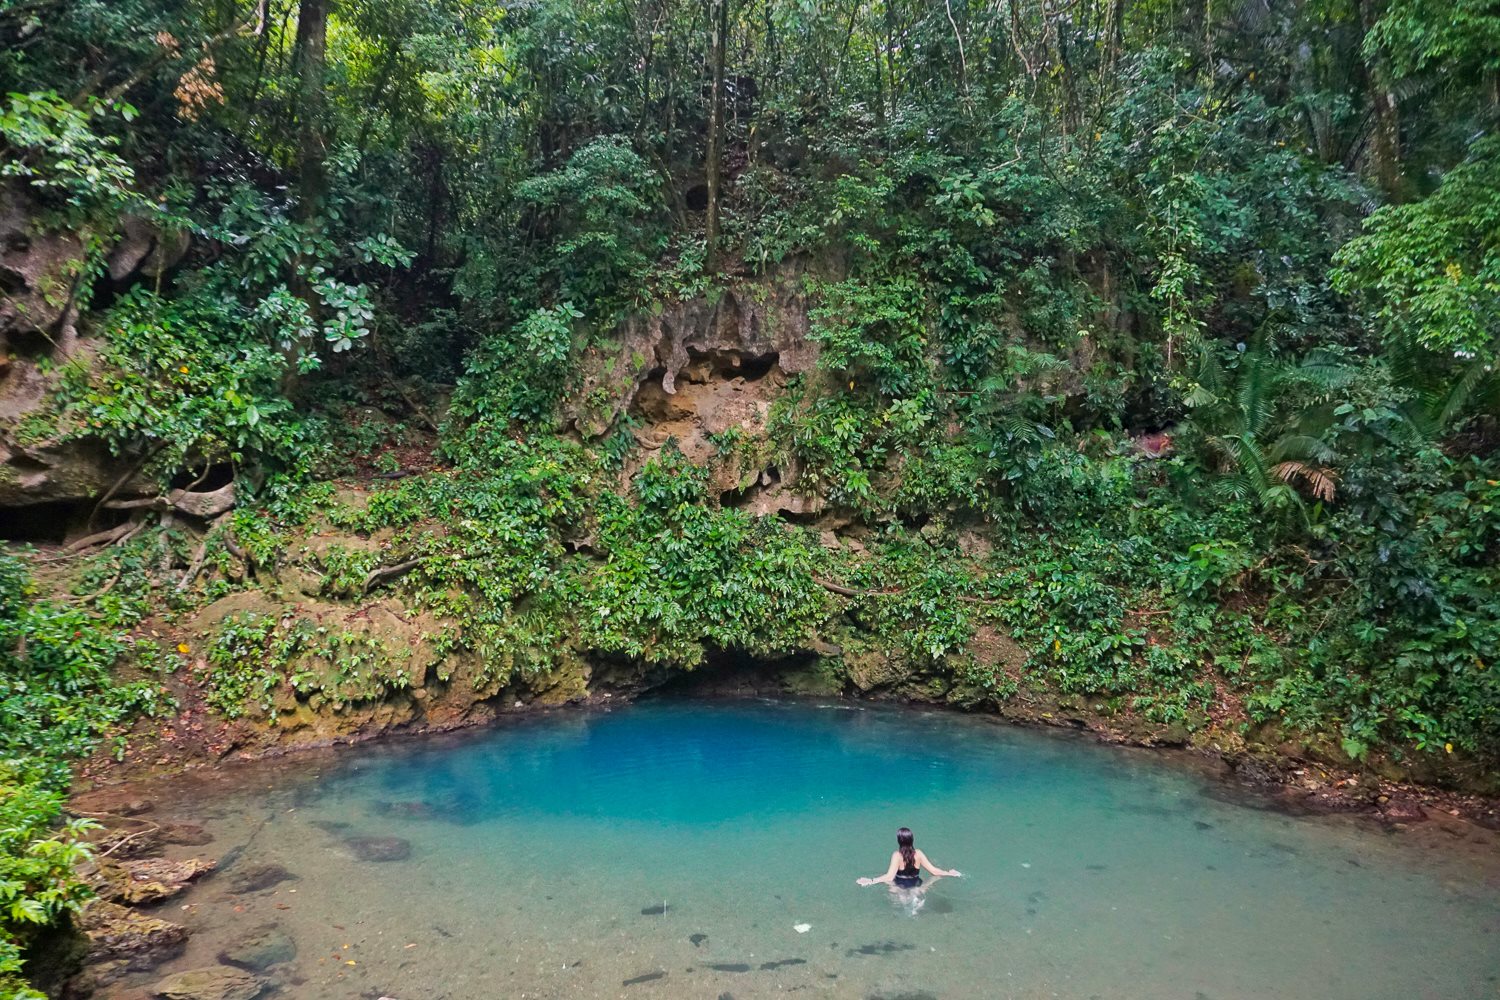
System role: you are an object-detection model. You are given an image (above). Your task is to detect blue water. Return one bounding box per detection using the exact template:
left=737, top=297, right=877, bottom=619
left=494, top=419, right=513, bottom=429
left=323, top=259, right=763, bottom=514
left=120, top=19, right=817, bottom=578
left=138, top=702, right=1500, bottom=999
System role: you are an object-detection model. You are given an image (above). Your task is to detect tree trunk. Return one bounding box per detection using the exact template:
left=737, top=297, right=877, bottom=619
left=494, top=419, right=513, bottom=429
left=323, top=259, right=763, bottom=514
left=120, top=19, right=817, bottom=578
left=703, top=0, right=727, bottom=265
left=294, top=0, right=329, bottom=221
left=1355, top=0, right=1405, bottom=201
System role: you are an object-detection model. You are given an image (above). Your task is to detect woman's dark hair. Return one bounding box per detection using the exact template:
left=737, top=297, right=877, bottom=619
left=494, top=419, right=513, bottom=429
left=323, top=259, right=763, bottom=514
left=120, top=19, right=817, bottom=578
left=896, top=827, right=915, bottom=870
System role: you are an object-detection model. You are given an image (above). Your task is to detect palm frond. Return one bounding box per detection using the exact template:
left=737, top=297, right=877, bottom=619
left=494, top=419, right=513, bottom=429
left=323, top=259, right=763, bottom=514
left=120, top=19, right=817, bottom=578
left=1210, top=475, right=1254, bottom=504
left=1235, top=351, right=1276, bottom=435
left=1273, top=460, right=1338, bottom=502
left=1437, top=358, right=1497, bottom=429
left=1270, top=433, right=1338, bottom=465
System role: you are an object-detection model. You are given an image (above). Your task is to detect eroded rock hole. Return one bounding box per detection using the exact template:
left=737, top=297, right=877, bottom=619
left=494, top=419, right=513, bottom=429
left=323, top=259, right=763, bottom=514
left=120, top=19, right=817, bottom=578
left=719, top=466, right=780, bottom=509
left=774, top=504, right=824, bottom=526
left=680, top=349, right=779, bottom=384
left=730, top=351, right=778, bottom=381
left=633, top=370, right=694, bottom=422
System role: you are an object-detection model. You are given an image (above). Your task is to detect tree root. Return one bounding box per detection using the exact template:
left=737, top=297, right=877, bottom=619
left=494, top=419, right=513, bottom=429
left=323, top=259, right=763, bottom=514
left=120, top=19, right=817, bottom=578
left=177, top=512, right=231, bottom=591
left=362, top=557, right=424, bottom=594
left=106, top=482, right=235, bottom=520
left=65, top=522, right=133, bottom=553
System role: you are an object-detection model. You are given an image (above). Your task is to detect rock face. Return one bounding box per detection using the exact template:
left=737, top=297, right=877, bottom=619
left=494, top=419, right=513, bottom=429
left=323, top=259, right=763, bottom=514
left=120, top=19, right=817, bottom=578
left=0, top=193, right=187, bottom=518
left=0, top=187, right=88, bottom=348
left=217, top=925, right=296, bottom=972
left=149, top=965, right=265, bottom=1000
left=105, top=213, right=190, bottom=285
left=344, top=835, right=411, bottom=862
left=566, top=265, right=817, bottom=438
left=564, top=265, right=824, bottom=520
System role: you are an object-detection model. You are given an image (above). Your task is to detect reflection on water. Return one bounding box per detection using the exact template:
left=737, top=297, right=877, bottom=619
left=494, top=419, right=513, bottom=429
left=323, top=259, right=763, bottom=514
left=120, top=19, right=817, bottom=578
left=117, top=702, right=1500, bottom=1000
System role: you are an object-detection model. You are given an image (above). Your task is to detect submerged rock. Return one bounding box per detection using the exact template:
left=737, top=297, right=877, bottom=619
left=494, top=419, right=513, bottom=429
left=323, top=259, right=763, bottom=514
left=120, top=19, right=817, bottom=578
left=225, top=862, right=297, bottom=894
left=345, top=835, right=411, bottom=862
left=161, top=822, right=215, bottom=846
left=90, top=818, right=163, bottom=859
left=217, top=925, right=296, bottom=972
left=148, top=965, right=264, bottom=1000
left=373, top=799, right=439, bottom=820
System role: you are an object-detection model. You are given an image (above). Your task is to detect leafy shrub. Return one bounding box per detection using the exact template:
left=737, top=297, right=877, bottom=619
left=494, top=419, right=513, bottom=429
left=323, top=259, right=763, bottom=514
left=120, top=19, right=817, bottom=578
left=0, top=554, right=166, bottom=997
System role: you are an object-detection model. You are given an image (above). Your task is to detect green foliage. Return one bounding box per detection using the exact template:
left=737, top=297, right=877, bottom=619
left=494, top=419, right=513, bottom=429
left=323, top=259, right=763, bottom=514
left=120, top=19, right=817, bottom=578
left=511, top=136, right=665, bottom=308
left=444, top=302, right=585, bottom=444
left=10, top=0, right=1500, bottom=992
left=52, top=288, right=321, bottom=483
left=1333, top=137, right=1500, bottom=362
left=0, top=92, right=137, bottom=214
left=1275, top=450, right=1500, bottom=759
left=206, top=611, right=417, bottom=717
left=0, top=772, right=96, bottom=1000
left=579, top=449, right=833, bottom=665
left=0, top=554, right=165, bottom=994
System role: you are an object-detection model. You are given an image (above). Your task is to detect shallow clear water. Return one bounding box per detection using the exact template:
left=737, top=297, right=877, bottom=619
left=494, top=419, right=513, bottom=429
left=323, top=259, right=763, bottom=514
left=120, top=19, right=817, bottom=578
left=130, top=702, right=1500, bottom=999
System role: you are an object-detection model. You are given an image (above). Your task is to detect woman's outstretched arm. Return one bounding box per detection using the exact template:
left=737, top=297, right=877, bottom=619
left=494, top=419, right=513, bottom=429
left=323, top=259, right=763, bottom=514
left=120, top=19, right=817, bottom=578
left=857, top=851, right=901, bottom=886
left=916, top=849, right=961, bottom=877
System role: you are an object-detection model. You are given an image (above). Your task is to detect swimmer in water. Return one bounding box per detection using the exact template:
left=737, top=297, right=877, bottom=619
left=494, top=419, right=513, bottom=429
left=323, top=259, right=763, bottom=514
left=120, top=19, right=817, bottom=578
left=856, top=827, right=961, bottom=889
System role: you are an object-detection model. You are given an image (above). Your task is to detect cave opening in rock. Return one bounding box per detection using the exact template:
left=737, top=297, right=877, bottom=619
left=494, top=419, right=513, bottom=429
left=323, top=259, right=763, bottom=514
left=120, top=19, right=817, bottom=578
left=642, top=646, right=825, bottom=698
left=0, top=497, right=127, bottom=545
left=169, top=461, right=235, bottom=492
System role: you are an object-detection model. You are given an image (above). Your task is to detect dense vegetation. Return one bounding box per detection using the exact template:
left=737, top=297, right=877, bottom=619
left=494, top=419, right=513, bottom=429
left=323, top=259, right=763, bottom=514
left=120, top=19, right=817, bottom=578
left=1, top=0, right=1498, bottom=992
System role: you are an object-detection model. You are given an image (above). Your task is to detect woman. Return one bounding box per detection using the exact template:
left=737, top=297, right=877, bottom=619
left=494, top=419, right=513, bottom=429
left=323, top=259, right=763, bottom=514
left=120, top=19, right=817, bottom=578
left=856, top=827, right=960, bottom=888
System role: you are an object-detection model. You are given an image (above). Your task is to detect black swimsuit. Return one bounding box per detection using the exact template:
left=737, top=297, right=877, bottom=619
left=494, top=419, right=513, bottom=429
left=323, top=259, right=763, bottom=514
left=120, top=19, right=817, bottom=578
left=894, top=860, right=921, bottom=888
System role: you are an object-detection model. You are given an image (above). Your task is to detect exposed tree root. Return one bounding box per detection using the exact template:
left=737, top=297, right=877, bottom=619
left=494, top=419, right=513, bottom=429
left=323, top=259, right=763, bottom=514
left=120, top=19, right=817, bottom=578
left=362, top=557, right=424, bottom=594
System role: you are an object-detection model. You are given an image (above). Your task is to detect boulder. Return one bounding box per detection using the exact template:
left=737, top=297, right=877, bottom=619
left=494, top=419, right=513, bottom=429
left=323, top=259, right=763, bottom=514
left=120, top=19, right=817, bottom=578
left=149, top=965, right=265, bottom=1000
left=100, top=856, right=215, bottom=905
left=344, top=835, right=411, bottom=862
left=76, top=899, right=189, bottom=975
left=89, top=817, right=163, bottom=859
left=217, top=925, right=296, bottom=972
left=105, top=213, right=190, bottom=284
left=845, top=649, right=909, bottom=692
